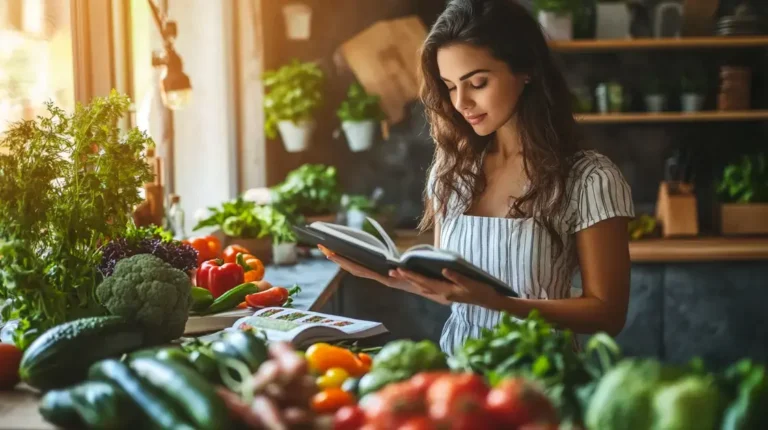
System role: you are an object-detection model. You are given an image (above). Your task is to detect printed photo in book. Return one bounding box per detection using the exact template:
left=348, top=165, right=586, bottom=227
left=228, top=307, right=388, bottom=348
left=292, top=217, right=518, bottom=297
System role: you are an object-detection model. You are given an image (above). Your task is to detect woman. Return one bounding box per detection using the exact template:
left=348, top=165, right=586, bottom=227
left=321, top=0, right=634, bottom=355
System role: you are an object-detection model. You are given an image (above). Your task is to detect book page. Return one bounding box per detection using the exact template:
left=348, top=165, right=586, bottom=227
left=310, top=222, right=392, bottom=257
left=241, top=307, right=384, bottom=335
left=365, top=217, right=399, bottom=257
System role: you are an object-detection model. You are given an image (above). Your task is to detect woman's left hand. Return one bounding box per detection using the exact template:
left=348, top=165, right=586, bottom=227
left=391, top=268, right=503, bottom=307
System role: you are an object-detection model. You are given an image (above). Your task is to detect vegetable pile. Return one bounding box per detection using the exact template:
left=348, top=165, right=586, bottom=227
left=99, top=225, right=198, bottom=277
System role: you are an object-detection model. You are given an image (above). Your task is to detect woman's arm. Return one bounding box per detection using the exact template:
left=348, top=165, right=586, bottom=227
left=474, top=217, right=631, bottom=335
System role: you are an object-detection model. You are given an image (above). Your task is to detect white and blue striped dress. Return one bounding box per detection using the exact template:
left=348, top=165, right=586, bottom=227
left=430, top=150, right=635, bottom=356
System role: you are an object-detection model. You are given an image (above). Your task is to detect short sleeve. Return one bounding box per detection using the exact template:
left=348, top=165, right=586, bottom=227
left=568, top=153, right=635, bottom=233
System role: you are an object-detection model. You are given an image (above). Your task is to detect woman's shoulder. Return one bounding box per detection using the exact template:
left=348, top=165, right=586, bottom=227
left=567, top=149, right=620, bottom=178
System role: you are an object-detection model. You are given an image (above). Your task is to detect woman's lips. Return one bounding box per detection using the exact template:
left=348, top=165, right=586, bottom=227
left=465, top=113, right=487, bottom=125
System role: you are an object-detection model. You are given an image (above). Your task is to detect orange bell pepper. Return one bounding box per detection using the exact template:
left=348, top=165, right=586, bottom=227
left=223, top=245, right=250, bottom=264
left=305, top=343, right=369, bottom=377
left=236, top=253, right=265, bottom=282
left=311, top=388, right=355, bottom=414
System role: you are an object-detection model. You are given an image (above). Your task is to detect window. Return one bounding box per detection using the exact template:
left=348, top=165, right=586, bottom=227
left=0, top=0, right=75, bottom=135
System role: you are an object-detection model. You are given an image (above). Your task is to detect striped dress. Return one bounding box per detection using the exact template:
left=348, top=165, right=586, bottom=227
left=430, top=150, right=635, bottom=356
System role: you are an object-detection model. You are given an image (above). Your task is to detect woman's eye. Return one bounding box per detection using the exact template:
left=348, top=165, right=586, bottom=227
left=471, top=79, right=488, bottom=89
left=447, top=86, right=457, bottom=92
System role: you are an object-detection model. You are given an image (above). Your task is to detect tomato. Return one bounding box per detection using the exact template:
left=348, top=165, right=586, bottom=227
left=398, top=416, right=435, bottom=430
left=223, top=245, right=250, bottom=263
left=485, top=378, right=558, bottom=429
left=317, top=367, right=350, bottom=390
left=426, top=373, right=489, bottom=426
left=408, top=371, right=452, bottom=396
left=244, top=286, right=289, bottom=308
left=362, top=380, right=425, bottom=429
left=334, top=405, right=366, bottom=430
left=205, top=235, right=222, bottom=258
left=188, top=237, right=218, bottom=265
left=0, top=343, right=23, bottom=390
left=311, top=388, right=355, bottom=414
left=357, top=352, right=373, bottom=368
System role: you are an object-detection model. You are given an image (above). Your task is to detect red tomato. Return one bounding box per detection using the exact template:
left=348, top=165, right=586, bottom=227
left=408, top=371, right=452, bottom=396
left=363, top=380, right=426, bottom=429
left=398, top=416, right=435, bottom=430
left=426, top=373, right=489, bottom=427
left=223, top=245, right=251, bottom=264
left=187, top=236, right=219, bottom=265
left=484, top=378, right=558, bottom=429
left=0, top=344, right=23, bottom=390
left=334, top=405, right=366, bottom=430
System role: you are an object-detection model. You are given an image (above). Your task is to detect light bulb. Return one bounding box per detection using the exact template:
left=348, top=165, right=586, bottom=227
left=162, top=88, right=193, bottom=110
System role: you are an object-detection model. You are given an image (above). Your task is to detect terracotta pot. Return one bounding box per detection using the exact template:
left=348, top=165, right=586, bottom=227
left=721, top=203, right=768, bottom=235
left=223, top=236, right=273, bottom=264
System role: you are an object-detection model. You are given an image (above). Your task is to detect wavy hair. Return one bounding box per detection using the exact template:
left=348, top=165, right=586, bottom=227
left=418, top=0, right=583, bottom=255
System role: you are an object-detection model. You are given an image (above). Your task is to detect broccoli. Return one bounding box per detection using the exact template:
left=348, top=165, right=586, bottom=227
left=95, top=254, right=192, bottom=344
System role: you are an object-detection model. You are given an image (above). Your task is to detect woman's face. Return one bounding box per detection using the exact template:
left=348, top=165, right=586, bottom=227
left=437, top=43, right=527, bottom=136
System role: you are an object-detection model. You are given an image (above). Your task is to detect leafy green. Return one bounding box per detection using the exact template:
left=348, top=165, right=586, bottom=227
left=193, top=197, right=269, bottom=239
left=0, top=90, right=154, bottom=348
left=720, top=359, right=768, bottom=430
left=372, top=339, right=447, bottom=374
left=652, top=374, right=721, bottom=430
left=271, top=164, right=341, bottom=217
left=716, top=153, right=768, bottom=204
left=336, top=82, right=386, bottom=122
left=449, top=310, right=621, bottom=426
left=262, top=59, right=325, bottom=139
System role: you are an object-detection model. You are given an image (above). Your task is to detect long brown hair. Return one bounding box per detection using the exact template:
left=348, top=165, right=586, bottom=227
left=418, top=0, right=583, bottom=255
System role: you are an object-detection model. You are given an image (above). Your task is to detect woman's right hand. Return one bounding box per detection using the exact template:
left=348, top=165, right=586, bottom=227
left=317, top=245, right=449, bottom=305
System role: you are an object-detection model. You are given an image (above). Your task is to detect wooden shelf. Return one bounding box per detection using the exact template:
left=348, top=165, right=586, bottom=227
left=394, top=230, right=768, bottom=263
left=576, top=110, right=768, bottom=124
left=630, top=237, right=768, bottom=262
left=550, top=36, right=768, bottom=52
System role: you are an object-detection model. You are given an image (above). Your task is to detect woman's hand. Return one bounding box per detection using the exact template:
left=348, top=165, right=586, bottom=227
left=392, top=268, right=503, bottom=308
left=318, top=245, right=450, bottom=305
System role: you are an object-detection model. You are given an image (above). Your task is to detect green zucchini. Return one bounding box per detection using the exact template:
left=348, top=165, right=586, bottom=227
left=190, top=286, right=214, bottom=312
left=70, top=380, right=138, bottom=429
left=20, top=316, right=144, bottom=391
left=221, top=330, right=268, bottom=372
left=128, top=357, right=232, bottom=430
left=203, top=282, right=259, bottom=315
left=188, top=350, right=221, bottom=384
left=155, top=347, right=192, bottom=368
left=89, top=359, right=196, bottom=430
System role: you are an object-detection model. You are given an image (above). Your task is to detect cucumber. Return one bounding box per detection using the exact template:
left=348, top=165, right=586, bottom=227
left=155, top=347, right=193, bottom=368
left=190, top=286, right=214, bottom=312
left=203, top=282, right=259, bottom=315
left=20, top=316, right=144, bottom=391
left=221, top=330, right=268, bottom=372
left=39, top=388, right=83, bottom=429
left=188, top=350, right=221, bottom=384
left=89, top=359, right=196, bottom=430
left=69, top=380, right=138, bottom=429
left=128, top=357, right=232, bottom=430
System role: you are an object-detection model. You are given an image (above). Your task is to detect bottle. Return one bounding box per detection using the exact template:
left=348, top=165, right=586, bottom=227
left=168, top=194, right=186, bottom=240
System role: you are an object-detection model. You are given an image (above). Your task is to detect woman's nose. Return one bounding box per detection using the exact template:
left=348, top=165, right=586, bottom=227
left=453, top=88, right=474, bottom=112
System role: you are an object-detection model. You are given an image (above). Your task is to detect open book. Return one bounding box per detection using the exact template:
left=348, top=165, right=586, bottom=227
left=292, top=217, right=517, bottom=297
left=217, top=307, right=388, bottom=348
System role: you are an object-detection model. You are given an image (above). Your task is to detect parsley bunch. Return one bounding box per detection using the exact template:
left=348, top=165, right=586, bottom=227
left=0, top=90, right=154, bottom=348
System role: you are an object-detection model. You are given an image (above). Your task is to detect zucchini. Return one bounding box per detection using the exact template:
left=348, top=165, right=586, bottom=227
left=221, top=330, right=268, bottom=372
left=203, top=282, right=259, bottom=315
left=128, top=357, right=232, bottom=430
left=40, top=381, right=139, bottom=430
left=89, top=359, right=196, bottom=430
left=188, top=350, right=221, bottom=384
left=20, top=316, right=144, bottom=391
left=155, top=347, right=193, bottom=368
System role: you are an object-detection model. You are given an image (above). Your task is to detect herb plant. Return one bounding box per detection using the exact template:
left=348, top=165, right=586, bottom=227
left=336, top=82, right=386, bottom=122
left=262, top=59, right=325, bottom=139
left=0, top=90, right=154, bottom=348
left=271, top=164, right=341, bottom=217
left=717, top=153, right=768, bottom=204
left=193, top=196, right=269, bottom=239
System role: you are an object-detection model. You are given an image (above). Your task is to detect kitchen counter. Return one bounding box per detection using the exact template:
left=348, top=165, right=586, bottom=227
left=1, top=257, right=343, bottom=430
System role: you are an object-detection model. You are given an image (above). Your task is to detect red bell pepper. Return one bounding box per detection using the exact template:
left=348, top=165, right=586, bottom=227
left=196, top=259, right=245, bottom=298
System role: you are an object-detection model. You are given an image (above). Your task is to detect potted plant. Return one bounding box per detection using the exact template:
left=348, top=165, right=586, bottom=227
left=271, top=163, right=341, bottom=223
left=257, top=205, right=299, bottom=265
left=193, top=197, right=272, bottom=262
left=341, top=194, right=377, bottom=229
left=644, top=77, right=667, bottom=113
left=680, top=71, right=707, bottom=113
left=336, top=82, right=386, bottom=152
left=534, top=0, right=577, bottom=41
left=716, top=153, right=768, bottom=235
left=262, top=59, right=325, bottom=152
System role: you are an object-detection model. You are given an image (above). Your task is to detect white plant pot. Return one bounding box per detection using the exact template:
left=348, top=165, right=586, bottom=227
left=272, top=242, right=298, bottom=265
left=644, top=94, right=667, bottom=113
left=346, top=209, right=367, bottom=230
left=277, top=119, right=315, bottom=152
left=596, top=3, right=630, bottom=40
left=681, top=93, right=705, bottom=113
left=282, top=3, right=312, bottom=40
left=341, top=120, right=377, bottom=152
left=538, top=11, right=573, bottom=41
